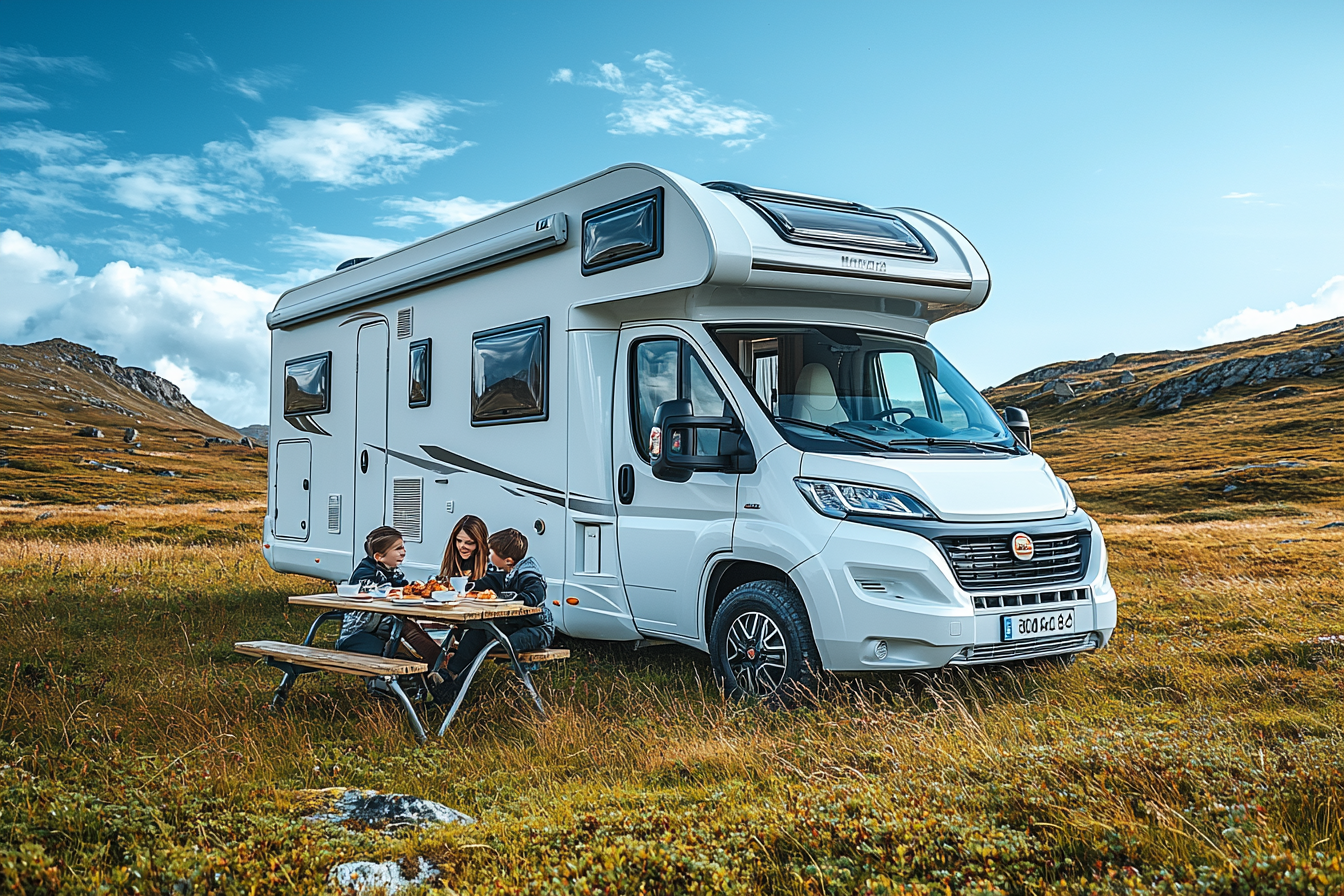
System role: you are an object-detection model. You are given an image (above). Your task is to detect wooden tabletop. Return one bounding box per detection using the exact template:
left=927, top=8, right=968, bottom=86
left=289, top=593, right=541, bottom=622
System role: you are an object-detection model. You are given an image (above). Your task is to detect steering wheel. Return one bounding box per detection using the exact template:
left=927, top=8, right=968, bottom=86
left=870, top=406, right=916, bottom=423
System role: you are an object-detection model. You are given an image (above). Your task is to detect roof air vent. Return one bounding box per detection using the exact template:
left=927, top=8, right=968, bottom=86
left=336, top=257, right=372, bottom=272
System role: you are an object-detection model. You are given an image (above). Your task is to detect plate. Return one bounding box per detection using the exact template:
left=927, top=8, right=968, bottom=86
left=389, top=598, right=423, bottom=607
left=1000, top=608, right=1075, bottom=642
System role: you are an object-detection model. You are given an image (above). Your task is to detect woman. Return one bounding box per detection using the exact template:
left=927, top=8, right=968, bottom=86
left=439, top=514, right=490, bottom=586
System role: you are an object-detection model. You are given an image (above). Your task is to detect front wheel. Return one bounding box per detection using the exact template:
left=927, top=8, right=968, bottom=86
left=710, top=580, right=820, bottom=703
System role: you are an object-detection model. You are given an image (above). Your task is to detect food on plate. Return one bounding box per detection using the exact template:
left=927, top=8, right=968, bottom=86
left=464, top=589, right=498, bottom=601
left=403, top=580, right=451, bottom=598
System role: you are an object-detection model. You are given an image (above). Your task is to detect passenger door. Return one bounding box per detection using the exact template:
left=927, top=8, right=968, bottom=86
left=613, top=328, right=739, bottom=638
left=353, top=322, right=389, bottom=547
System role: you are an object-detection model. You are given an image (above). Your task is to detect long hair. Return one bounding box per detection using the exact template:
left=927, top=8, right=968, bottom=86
left=439, top=514, right=489, bottom=580
left=364, top=525, right=403, bottom=560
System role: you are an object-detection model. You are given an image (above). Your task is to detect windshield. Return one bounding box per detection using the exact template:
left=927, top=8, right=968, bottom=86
left=709, top=325, right=1019, bottom=455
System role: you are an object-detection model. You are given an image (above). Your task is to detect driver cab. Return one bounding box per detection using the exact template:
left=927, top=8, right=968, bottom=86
left=709, top=325, right=1000, bottom=450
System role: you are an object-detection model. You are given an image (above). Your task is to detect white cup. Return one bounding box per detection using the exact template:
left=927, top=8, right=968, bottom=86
left=335, top=583, right=361, bottom=597
left=448, top=576, right=468, bottom=593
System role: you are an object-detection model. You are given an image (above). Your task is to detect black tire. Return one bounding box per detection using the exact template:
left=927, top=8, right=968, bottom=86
left=709, top=580, right=821, bottom=703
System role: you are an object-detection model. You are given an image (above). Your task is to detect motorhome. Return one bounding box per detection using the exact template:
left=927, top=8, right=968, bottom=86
left=263, top=163, right=1117, bottom=696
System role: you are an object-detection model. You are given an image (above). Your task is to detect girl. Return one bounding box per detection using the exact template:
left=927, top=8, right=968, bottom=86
left=438, top=514, right=490, bottom=586
left=337, top=526, right=444, bottom=670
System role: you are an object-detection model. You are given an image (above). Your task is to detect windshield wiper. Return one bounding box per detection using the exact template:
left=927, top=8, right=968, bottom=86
left=921, top=438, right=1020, bottom=455
left=774, top=417, right=930, bottom=453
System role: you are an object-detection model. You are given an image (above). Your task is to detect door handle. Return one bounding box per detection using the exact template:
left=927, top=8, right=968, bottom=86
left=618, top=464, right=634, bottom=504
left=360, top=450, right=369, bottom=473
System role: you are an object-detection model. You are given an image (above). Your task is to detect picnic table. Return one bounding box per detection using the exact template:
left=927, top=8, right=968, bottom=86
left=235, top=593, right=567, bottom=742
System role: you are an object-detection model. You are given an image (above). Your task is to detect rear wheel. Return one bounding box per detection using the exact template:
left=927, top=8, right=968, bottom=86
left=710, top=580, right=820, bottom=702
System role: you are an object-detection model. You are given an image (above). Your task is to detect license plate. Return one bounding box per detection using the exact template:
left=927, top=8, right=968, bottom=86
left=1001, top=608, right=1075, bottom=642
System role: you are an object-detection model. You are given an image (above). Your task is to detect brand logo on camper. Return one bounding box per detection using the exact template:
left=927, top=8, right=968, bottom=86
left=1010, top=533, right=1035, bottom=562
left=840, top=255, right=887, bottom=274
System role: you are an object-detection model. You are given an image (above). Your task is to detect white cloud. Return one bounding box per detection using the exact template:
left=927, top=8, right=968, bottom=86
left=35, top=155, right=269, bottom=222
left=0, top=228, right=275, bottom=424
left=0, top=46, right=105, bottom=80
left=245, top=96, right=468, bottom=186
left=549, top=68, right=573, bottom=84
left=0, top=83, right=49, bottom=111
left=273, top=226, right=405, bottom=267
left=0, top=122, right=105, bottom=160
left=1200, top=275, right=1344, bottom=344
left=376, top=196, right=513, bottom=230
left=1222, top=192, right=1258, bottom=199
left=172, top=44, right=295, bottom=103
left=226, top=67, right=296, bottom=102
left=558, top=50, right=772, bottom=148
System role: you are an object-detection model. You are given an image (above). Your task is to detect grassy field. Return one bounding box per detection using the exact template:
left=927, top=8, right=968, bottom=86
left=0, top=495, right=1340, bottom=894
left=1, top=324, right=1343, bottom=893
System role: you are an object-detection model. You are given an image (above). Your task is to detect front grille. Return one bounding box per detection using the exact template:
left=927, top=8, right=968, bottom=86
left=948, top=632, right=1099, bottom=665
left=937, top=531, right=1088, bottom=591
left=973, top=587, right=1089, bottom=610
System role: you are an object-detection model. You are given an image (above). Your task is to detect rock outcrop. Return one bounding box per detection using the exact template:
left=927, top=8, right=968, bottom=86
left=39, top=339, right=195, bottom=411
left=1137, top=345, right=1341, bottom=412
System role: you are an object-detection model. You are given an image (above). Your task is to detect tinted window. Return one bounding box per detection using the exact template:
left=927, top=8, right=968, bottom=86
left=582, top=188, right=664, bottom=275
left=283, top=353, right=330, bottom=416
left=631, top=338, right=729, bottom=460
left=408, top=339, right=431, bottom=408
left=472, top=318, right=548, bottom=425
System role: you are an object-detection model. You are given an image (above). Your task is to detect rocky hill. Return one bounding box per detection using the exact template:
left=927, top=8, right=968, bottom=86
left=986, top=317, right=1344, bottom=516
left=0, top=339, right=265, bottom=506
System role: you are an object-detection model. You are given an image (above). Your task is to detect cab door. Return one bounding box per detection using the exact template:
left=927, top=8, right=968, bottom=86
left=613, top=327, right=739, bottom=639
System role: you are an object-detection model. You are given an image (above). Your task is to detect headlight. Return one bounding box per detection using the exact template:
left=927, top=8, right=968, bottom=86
left=1058, top=477, right=1077, bottom=514
left=795, top=478, right=936, bottom=520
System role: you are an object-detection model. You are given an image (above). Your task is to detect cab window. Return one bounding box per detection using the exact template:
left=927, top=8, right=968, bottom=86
left=631, top=339, right=728, bottom=461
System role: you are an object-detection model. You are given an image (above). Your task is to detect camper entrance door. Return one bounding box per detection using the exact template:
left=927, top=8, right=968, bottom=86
left=354, top=322, right=389, bottom=549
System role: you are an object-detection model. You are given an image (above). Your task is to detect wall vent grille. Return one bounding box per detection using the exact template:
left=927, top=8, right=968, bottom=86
left=392, top=477, right=423, bottom=541
left=396, top=307, right=413, bottom=339
left=327, top=494, right=341, bottom=534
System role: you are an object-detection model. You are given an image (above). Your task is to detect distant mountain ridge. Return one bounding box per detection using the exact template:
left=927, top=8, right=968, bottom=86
left=986, top=317, right=1344, bottom=417
left=0, top=338, right=256, bottom=505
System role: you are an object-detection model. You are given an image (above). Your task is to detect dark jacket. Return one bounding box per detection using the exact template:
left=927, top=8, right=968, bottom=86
left=475, top=556, right=553, bottom=630
left=336, top=557, right=409, bottom=647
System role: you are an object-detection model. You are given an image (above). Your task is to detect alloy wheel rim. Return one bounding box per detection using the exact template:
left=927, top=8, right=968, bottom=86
left=725, top=611, right=788, bottom=695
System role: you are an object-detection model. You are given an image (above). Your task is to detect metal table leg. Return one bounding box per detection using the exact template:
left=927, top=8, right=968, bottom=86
left=482, top=620, right=548, bottom=720
left=385, top=677, right=427, bottom=743
left=435, top=641, right=496, bottom=736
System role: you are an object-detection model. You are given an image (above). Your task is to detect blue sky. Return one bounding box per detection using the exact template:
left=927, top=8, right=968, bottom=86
left=1, top=1, right=1340, bottom=426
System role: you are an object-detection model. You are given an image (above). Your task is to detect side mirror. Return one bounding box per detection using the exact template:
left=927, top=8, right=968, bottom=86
left=1002, top=406, right=1031, bottom=451
left=650, top=399, right=757, bottom=482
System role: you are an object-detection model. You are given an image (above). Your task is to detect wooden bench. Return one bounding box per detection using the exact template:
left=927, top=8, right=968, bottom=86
left=487, top=647, right=570, bottom=664
left=234, top=640, right=427, bottom=677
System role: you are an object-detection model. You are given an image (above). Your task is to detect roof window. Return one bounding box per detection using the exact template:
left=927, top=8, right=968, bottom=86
left=705, top=182, right=935, bottom=261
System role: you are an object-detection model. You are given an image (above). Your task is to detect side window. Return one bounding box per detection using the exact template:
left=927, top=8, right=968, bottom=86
left=876, top=352, right=929, bottom=418
left=633, top=340, right=678, bottom=460
left=284, top=353, right=331, bottom=417
left=408, top=338, right=431, bottom=408
left=471, top=318, right=548, bottom=425
left=631, top=339, right=730, bottom=461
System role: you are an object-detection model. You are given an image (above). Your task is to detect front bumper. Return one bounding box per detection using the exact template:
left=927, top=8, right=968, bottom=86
left=793, top=513, right=1117, bottom=672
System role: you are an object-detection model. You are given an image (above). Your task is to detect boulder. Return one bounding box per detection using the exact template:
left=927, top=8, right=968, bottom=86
left=77, top=427, right=103, bottom=438
left=1051, top=380, right=1076, bottom=399
left=123, top=427, right=138, bottom=443
left=1119, top=370, right=1135, bottom=384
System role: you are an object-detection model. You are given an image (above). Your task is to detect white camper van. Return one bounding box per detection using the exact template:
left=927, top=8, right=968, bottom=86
left=263, top=163, right=1117, bottom=696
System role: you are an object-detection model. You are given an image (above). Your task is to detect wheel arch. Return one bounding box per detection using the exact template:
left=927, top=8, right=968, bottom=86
left=704, top=558, right=800, bottom=644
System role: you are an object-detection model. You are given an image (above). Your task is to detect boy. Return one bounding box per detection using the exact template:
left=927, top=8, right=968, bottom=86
left=431, top=528, right=555, bottom=704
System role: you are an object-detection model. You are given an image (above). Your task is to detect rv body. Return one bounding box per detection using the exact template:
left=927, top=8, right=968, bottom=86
left=264, top=164, right=1117, bottom=684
